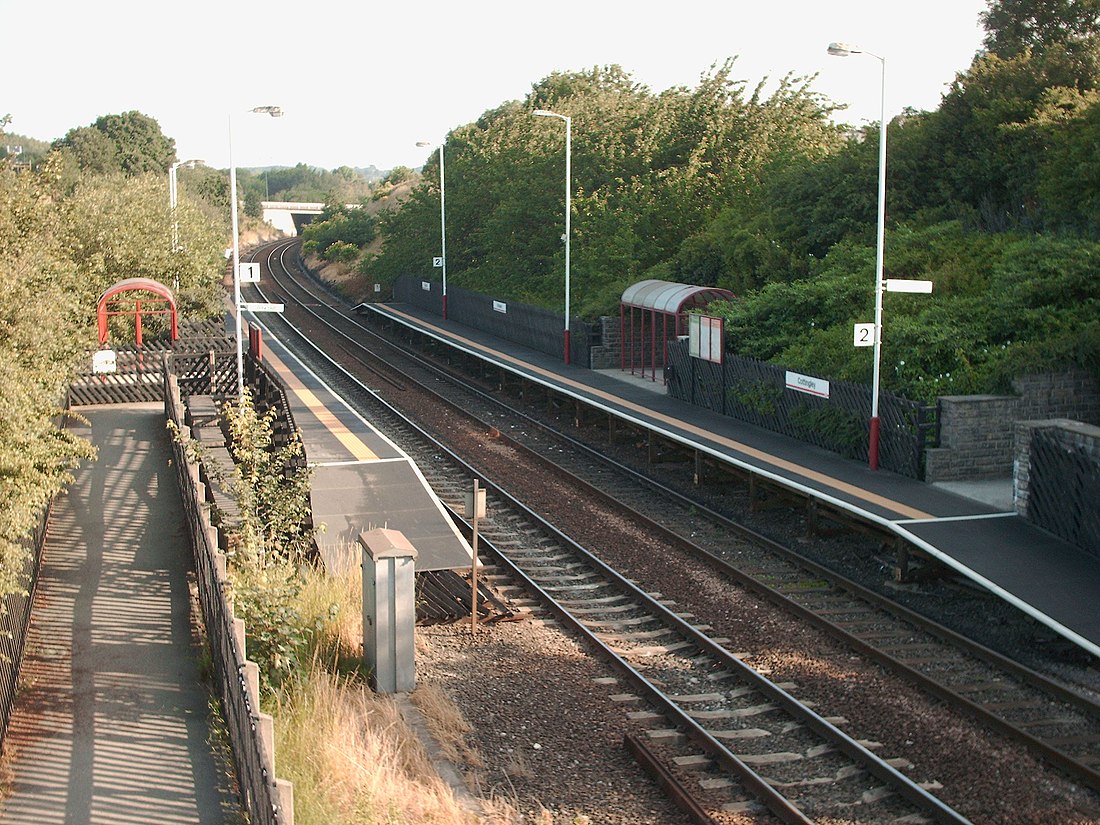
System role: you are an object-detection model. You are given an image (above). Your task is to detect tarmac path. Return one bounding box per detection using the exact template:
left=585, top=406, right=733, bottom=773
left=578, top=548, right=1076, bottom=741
left=0, top=404, right=240, bottom=824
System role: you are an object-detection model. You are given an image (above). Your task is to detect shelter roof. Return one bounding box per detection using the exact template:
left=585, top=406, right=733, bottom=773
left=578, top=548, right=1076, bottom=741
left=620, top=279, right=735, bottom=314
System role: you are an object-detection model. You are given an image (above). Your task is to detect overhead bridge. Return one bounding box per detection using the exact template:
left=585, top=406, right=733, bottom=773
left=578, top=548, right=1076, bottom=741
left=261, top=201, right=362, bottom=236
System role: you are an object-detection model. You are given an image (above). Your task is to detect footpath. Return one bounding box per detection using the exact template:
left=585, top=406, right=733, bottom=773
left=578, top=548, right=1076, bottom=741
left=0, top=404, right=239, bottom=824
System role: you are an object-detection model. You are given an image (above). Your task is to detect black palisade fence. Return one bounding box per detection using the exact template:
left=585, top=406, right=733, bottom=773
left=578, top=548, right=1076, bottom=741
left=1028, top=429, right=1100, bottom=558
left=666, top=340, right=937, bottom=479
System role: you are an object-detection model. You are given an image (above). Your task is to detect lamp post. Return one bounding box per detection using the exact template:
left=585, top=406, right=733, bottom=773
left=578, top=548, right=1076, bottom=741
left=230, top=105, right=283, bottom=404
left=417, top=139, right=448, bottom=318
left=828, top=42, right=887, bottom=470
left=532, top=109, right=572, bottom=365
left=169, top=159, right=203, bottom=255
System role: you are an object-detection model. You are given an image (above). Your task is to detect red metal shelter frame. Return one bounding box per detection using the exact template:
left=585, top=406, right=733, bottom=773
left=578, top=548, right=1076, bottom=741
left=96, top=278, right=179, bottom=348
left=619, top=280, right=736, bottom=382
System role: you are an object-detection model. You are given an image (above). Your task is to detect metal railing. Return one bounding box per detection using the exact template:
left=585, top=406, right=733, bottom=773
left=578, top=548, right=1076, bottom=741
left=164, top=370, right=293, bottom=825
left=0, top=503, right=50, bottom=750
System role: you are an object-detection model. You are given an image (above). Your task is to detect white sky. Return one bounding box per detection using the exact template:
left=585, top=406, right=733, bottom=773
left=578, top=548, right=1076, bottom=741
left=3, top=0, right=989, bottom=172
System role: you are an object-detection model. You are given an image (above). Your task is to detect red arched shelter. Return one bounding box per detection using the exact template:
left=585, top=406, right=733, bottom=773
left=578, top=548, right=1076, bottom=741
left=620, top=280, right=736, bottom=382
left=96, top=278, right=178, bottom=347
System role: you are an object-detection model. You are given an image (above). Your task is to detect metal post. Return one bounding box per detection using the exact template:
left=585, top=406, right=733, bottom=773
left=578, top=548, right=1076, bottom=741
left=533, top=110, right=572, bottom=364
left=869, top=54, right=888, bottom=471
left=229, top=115, right=245, bottom=404
left=471, top=478, right=480, bottom=633
left=440, top=142, right=448, bottom=320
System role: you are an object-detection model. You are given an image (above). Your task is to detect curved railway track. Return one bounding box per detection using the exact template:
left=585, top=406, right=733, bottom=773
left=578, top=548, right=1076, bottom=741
left=241, top=238, right=1100, bottom=822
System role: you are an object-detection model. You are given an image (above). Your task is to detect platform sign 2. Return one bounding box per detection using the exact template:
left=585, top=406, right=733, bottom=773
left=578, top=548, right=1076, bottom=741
left=688, top=314, right=724, bottom=364
left=853, top=322, right=875, bottom=347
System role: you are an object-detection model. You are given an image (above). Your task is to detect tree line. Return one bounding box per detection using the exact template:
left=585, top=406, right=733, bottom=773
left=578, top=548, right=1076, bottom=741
left=306, top=0, right=1099, bottom=404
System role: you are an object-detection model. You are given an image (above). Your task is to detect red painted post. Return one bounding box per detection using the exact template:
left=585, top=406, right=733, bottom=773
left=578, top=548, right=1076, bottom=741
left=869, top=416, right=881, bottom=471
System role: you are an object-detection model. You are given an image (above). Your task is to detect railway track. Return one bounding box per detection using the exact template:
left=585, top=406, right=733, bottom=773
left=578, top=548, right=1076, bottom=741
left=241, top=238, right=1100, bottom=821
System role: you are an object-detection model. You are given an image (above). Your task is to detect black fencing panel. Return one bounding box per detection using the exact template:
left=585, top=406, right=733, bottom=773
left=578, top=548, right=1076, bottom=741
left=0, top=508, right=47, bottom=750
left=666, top=341, right=934, bottom=479
left=1029, top=429, right=1100, bottom=559
left=391, top=276, right=592, bottom=366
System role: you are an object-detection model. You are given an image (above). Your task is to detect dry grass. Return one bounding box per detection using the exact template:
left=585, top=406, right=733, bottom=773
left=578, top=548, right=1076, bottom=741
left=294, top=564, right=364, bottom=676
left=410, top=683, right=486, bottom=770
left=275, top=667, right=502, bottom=825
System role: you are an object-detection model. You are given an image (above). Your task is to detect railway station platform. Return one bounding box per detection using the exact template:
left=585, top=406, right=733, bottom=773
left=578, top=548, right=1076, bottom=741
left=360, top=302, right=1100, bottom=659
left=0, top=404, right=237, bottom=825
left=242, top=320, right=473, bottom=574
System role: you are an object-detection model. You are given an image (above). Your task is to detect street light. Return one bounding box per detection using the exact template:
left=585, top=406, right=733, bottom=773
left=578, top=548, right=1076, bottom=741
left=230, top=105, right=283, bottom=403
left=169, top=159, right=203, bottom=255
left=532, top=109, right=572, bottom=365
left=828, top=42, right=888, bottom=470
left=416, top=139, right=448, bottom=319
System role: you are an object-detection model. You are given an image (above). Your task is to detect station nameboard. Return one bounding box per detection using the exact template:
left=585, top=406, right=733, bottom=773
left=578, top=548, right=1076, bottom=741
left=785, top=370, right=830, bottom=399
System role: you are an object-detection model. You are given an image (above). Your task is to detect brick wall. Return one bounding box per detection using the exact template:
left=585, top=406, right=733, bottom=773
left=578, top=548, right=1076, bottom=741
left=925, top=369, right=1100, bottom=482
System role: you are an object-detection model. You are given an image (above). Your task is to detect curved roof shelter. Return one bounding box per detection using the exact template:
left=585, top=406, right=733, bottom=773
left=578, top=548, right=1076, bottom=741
left=96, top=277, right=179, bottom=346
left=620, top=280, right=735, bottom=382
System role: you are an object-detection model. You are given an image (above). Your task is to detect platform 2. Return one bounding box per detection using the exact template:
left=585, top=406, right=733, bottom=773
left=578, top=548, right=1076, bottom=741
left=362, top=302, right=1100, bottom=658
left=244, top=321, right=473, bottom=574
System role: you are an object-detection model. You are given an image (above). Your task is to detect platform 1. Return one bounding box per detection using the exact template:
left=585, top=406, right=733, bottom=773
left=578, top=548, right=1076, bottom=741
left=246, top=322, right=473, bottom=574
left=362, top=302, right=1100, bottom=658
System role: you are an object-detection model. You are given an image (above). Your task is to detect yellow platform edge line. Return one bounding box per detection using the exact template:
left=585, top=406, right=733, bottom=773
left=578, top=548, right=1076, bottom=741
left=257, top=347, right=379, bottom=463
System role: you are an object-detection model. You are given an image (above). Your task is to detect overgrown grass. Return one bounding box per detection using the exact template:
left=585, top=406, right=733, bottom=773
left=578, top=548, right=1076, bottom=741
left=264, top=565, right=518, bottom=824
left=273, top=666, right=505, bottom=825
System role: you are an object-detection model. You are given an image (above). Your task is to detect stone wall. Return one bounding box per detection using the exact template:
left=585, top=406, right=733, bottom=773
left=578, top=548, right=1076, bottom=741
left=924, top=369, right=1100, bottom=482
left=1013, top=419, right=1100, bottom=554
left=590, top=316, right=621, bottom=370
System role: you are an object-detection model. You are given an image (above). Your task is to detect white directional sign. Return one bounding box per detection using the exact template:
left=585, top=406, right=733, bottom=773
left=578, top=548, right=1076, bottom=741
left=853, top=322, right=876, bottom=347
left=886, top=278, right=933, bottom=294
left=92, top=349, right=118, bottom=374
left=241, top=302, right=284, bottom=313
left=239, top=262, right=261, bottom=283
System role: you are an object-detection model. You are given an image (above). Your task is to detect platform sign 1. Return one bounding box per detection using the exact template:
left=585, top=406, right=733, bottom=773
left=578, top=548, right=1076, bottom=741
left=688, top=314, right=724, bottom=365
left=786, top=370, right=830, bottom=399
left=854, top=322, right=876, bottom=347
left=239, top=262, right=261, bottom=284
left=92, top=349, right=117, bottom=374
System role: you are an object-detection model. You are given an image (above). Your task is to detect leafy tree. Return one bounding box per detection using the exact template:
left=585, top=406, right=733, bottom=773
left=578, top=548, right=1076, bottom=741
left=363, top=62, right=841, bottom=317
left=54, top=111, right=175, bottom=177
left=0, top=157, right=96, bottom=599
left=982, top=0, right=1100, bottom=85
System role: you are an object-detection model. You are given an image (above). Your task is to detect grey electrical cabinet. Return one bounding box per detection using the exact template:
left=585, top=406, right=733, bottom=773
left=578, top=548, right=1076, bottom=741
left=360, top=528, right=418, bottom=693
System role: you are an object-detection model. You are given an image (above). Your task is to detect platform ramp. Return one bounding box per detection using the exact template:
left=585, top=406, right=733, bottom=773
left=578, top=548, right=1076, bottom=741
left=251, top=325, right=473, bottom=574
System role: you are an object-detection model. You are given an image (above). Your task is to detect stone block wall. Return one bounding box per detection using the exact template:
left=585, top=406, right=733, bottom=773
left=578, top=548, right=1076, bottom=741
left=924, top=369, right=1100, bottom=483
left=1013, top=419, right=1100, bottom=552
left=590, top=316, right=621, bottom=370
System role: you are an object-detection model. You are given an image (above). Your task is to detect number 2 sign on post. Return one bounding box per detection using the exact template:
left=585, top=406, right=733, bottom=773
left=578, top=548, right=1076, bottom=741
left=853, top=322, right=876, bottom=347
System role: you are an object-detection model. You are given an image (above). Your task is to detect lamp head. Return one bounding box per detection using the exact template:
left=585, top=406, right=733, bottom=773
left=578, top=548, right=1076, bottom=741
left=252, top=105, right=284, bottom=117
left=827, top=42, right=856, bottom=57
